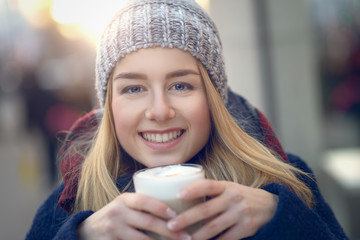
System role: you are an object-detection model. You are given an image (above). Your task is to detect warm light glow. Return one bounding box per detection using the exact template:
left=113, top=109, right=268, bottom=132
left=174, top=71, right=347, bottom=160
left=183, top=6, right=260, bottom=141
left=17, top=0, right=52, bottom=28
left=16, top=0, right=210, bottom=43
left=50, top=0, right=127, bottom=44
left=48, top=0, right=210, bottom=45
left=195, top=0, right=210, bottom=11
left=51, top=0, right=82, bottom=24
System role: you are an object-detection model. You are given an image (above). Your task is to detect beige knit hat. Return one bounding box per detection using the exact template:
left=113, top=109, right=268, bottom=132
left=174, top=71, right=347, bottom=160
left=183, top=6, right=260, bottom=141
left=96, top=0, right=227, bottom=107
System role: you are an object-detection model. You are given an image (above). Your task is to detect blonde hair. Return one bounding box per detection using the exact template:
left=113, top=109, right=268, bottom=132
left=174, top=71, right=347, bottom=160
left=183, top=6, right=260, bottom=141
left=74, top=78, right=136, bottom=212
left=196, top=62, right=312, bottom=205
left=73, top=62, right=313, bottom=212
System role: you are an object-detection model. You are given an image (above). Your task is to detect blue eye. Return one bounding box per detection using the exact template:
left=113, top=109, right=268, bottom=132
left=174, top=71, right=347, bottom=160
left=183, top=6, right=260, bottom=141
left=175, top=83, right=185, bottom=90
left=171, top=83, right=193, bottom=92
left=122, top=85, right=143, bottom=94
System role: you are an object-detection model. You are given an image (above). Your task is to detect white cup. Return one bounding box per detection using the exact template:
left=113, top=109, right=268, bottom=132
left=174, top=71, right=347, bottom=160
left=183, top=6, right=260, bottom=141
left=133, top=164, right=205, bottom=240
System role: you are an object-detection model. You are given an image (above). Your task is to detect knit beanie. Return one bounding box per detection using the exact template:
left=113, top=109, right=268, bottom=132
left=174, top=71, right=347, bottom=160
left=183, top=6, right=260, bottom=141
left=96, top=0, right=228, bottom=107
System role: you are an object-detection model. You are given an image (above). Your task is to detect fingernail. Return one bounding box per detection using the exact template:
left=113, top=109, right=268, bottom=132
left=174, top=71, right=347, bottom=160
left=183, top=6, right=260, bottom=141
left=167, top=220, right=178, bottom=231
left=179, top=233, right=192, bottom=240
left=166, top=208, right=177, bottom=218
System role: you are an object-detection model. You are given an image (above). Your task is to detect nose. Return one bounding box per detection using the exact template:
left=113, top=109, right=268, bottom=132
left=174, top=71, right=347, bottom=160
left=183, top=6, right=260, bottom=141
left=145, top=94, right=176, bottom=121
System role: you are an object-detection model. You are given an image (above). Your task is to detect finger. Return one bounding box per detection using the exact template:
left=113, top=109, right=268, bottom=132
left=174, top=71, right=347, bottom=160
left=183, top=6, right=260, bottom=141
left=178, top=179, right=226, bottom=200
left=113, top=226, right=155, bottom=240
left=167, top=195, right=227, bottom=231
left=192, top=211, right=237, bottom=240
left=121, top=193, right=176, bottom=220
left=216, top=220, right=259, bottom=240
left=127, top=210, right=191, bottom=240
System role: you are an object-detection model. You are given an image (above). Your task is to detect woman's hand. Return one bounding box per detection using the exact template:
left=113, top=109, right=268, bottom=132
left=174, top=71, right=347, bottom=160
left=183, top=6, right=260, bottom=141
left=166, top=180, right=279, bottom=240
left=77, top=192, right=191, bottom=240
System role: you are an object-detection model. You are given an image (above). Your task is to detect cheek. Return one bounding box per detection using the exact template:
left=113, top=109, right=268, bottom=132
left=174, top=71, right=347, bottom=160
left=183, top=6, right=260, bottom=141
left=182, top=95, right=211, bottom=131
left=111, top=100, right=137, bottom=138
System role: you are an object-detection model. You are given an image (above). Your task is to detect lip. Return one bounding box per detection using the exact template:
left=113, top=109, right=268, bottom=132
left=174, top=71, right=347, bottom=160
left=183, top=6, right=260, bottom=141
left=139, top=128, right=185, bottom=150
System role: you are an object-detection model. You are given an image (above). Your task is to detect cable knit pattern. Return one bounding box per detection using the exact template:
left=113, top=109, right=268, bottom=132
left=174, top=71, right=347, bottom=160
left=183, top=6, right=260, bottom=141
left=96, top=0, right=227, bottom=107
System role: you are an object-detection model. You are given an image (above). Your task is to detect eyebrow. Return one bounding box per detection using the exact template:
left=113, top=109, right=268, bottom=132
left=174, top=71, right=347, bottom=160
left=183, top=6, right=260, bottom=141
left=113, top=69, right=200, bottom=81
left=166, top=69, right=200, bottom=78
left=113, top=72, right=147, bottom=80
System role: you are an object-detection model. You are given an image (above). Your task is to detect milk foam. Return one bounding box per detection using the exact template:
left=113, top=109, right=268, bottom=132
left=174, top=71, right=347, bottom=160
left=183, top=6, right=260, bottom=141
left=133, top=164, right=204, bottom=200
left=136, top=165, right=202, bottom=178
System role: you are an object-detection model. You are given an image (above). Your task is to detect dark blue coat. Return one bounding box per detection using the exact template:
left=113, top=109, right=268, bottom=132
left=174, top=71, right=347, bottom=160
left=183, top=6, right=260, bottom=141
left=25, top=154, right=349, bottom=240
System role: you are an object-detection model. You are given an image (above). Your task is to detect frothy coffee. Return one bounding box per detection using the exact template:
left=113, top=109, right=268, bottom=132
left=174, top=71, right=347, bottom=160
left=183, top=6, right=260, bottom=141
left=133, top=164, right=204, bottom=239
left=134, top=164, right=203, bottom=200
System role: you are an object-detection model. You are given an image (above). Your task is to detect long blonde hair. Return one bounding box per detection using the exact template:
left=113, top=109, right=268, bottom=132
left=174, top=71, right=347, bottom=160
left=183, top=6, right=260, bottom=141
left=73, top=62, right=313, bottom=212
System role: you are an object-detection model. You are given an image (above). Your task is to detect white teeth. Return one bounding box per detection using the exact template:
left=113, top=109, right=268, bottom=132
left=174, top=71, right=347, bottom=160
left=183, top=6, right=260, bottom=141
left=162, top=133, right=169, bottom=142
left=142, top=130, right=182, bottom=143
left=156, top=134, right=161, bottom=142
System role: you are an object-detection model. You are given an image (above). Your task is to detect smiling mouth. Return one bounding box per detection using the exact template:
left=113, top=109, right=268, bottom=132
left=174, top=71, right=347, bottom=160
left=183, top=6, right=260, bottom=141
left=140, top=130, right=185, bottom=143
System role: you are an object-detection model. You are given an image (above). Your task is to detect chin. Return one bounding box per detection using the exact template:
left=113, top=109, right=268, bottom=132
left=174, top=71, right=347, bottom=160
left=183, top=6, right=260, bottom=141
left=141, top=156, right=187, bottom=168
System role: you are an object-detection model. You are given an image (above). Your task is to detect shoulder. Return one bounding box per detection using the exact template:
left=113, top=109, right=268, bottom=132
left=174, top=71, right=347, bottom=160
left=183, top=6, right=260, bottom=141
left=32, top=183, right=69, bottom=222
left=262, top=153, right=316, bottom=198
left=286, top=153, right=313, bottom=173
left=26, top=183, right=95, bottom=240
left=36, top=184, right=67, bottom=215
left=286, top=153, right=318, bottom=189
left=260, top=154, right=349, bottom=239
left=26, top=184, right=70, bottom=239
left=226, top=89, right=289, bottom=162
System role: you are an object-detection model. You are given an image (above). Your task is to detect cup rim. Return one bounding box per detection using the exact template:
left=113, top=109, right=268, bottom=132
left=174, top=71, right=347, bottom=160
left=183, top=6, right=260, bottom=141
left=133, top=163, right=203, bottom=178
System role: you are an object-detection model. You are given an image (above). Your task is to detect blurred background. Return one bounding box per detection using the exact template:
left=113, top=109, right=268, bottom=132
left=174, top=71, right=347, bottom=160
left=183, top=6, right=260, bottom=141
left=0, top=0, right=359, bottom=239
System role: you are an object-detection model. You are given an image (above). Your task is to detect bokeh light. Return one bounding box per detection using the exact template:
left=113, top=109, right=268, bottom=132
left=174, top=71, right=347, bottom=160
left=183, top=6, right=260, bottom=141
left=50, top=0, right=128, bottom=44
left=17, top=0, right=52, bottom=28
left=15, top=0, right=210, bottom=46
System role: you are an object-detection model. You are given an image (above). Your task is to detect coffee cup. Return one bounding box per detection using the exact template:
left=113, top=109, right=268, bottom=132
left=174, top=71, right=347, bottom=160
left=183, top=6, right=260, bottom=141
left=133, top=164, right=204, bottom=240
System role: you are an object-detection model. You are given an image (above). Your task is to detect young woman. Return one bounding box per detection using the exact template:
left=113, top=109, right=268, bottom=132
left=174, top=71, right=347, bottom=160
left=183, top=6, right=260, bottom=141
left=26, top=0, right=348, bottom=239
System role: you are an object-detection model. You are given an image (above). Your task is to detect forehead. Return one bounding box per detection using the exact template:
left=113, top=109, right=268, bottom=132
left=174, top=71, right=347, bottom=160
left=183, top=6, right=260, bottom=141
left=113, top=47, right=198, bottom=72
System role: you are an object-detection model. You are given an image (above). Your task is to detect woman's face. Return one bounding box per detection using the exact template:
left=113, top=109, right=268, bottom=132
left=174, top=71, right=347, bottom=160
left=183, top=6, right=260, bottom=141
left=111, top=47, right=211, bottom=167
